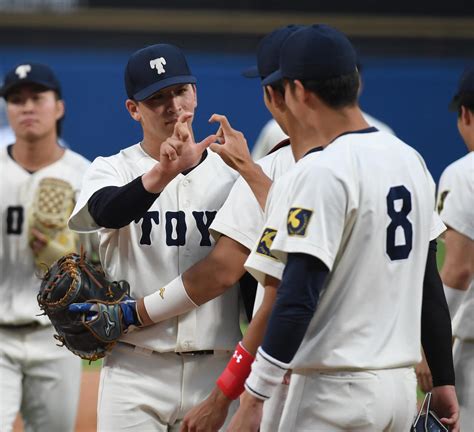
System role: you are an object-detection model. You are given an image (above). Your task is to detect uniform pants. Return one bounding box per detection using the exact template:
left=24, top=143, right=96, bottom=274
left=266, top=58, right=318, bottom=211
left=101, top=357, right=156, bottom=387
left=0, top=325, right=81, bottom=432
left=278, top=367, right=417, bottom=431
left=453, top=337, right=474, bottom=431
left=97, top=343, right=238, bottom=432
left=260, top=380, right=289, bottom=432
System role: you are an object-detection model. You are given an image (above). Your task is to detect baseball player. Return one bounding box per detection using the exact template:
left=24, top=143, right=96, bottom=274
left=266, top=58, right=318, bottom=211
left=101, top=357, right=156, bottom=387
left=68, top=43, right=244, bottom=431
left=437, top=67, right=474, bottom=430
left=0, top=63, right=89, bottom=432
left=235, top=24, right=459, bottom=431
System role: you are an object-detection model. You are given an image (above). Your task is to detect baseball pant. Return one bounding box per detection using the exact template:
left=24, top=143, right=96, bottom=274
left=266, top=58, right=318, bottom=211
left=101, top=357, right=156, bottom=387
left=278, top=367, right=417, bottom=431
left=260, top=380, right=289, bottom=432
left=453, top=337, right=474, bottom=431
left=0, top=325, right=81, bottom=432
left=97, top=343, right=238, bottom=431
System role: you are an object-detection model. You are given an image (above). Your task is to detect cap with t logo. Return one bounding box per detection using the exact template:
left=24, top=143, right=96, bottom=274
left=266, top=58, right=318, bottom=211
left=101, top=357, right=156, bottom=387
left=124, top=43, right=197, bottom=101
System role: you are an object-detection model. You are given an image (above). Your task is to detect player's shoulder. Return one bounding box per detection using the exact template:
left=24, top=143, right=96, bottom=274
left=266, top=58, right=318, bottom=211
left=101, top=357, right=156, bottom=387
left=62, top=148, right=91, bottom=169
left=441, top=152, right=473, bottom=181
left=255, top=142, right=294, bottom=179
left=206, top=149, right=239, bottom=179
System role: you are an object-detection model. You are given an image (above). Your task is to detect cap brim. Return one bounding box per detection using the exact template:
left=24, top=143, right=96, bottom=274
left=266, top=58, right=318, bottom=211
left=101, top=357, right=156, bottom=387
left=0, top=79, right=60, bottom=97
left=241, top=66, right=260, bottom=78
left=261, top=69, right=283, bottom=87
left=134, top=75, right=197, bottom=101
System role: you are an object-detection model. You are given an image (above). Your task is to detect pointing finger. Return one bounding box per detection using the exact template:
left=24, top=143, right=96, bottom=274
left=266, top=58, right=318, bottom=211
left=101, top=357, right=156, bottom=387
left=209, top=114, right=233, bottom=134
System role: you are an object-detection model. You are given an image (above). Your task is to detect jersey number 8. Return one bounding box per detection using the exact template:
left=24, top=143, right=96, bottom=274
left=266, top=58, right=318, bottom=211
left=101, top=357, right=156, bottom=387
left=386, top=185, right=413, bottom=261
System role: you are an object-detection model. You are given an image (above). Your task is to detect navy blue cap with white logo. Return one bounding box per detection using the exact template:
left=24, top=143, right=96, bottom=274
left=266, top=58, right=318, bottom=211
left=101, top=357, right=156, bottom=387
left=242, top=24, right=304, bottom=81
left=0, top=63, right=61, bottom=98
left=125, top=43, right=197, bottom=101
left=449, top=67, right=474, bottom=111
left=262, top=24, right=357, bottom=87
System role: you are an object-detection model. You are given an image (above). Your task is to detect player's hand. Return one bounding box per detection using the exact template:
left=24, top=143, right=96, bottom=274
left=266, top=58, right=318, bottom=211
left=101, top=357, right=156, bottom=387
left=29, top=227, right=48, bottom=254
left=208, top=114, right=254, bottom=173
left=415, top=349, right=433, bottom=393
left=430, top=385, right=460, bottom=432
left=160, top=112, right=216, bottom=174
left=180, top=386, right=231, bottom=432
left=225, top=391, right=263, bottom=432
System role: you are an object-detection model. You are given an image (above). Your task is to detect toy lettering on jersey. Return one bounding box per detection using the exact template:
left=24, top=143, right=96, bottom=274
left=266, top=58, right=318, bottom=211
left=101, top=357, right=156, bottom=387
left=287, top=207, right=313, bottom=237
left=135, top=210, right=217, bottom=246
left=6, top=206, right=24, bottom=235
left=256, top=227, right=279, bottom=261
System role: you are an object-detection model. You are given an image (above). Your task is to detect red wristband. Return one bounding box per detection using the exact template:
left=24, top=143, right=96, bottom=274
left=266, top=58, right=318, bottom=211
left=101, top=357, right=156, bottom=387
left=216, top=341, right=255, bottom=400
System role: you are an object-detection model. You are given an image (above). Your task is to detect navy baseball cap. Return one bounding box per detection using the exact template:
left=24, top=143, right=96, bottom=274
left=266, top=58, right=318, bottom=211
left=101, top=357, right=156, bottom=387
left=262, top=24, right=357, bottom=87
left=242, top=25, right=304, bottom=81
left=449, top=67, right=474, bottom=111
left=125, top=43, right=197, bottom=101
left=0, top=63, right=61, bottom=98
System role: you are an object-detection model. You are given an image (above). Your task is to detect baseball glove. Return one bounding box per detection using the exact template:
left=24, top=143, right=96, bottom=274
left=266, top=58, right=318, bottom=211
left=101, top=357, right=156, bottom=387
left=29, top=177, right=79, bottom=268
left=37, top=252, right=131, bottom=361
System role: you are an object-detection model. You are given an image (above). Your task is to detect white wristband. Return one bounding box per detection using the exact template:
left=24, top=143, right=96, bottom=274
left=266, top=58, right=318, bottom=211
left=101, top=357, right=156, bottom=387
left=244, top=347, right=289, bottom=401
left=143, top=275, right=198, bottom=323
left=444, top=284, right=466, bottom=319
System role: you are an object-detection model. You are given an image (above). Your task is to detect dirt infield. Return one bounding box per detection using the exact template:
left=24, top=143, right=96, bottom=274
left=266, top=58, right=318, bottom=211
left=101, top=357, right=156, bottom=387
left=13, top=370, right=100, bottom=432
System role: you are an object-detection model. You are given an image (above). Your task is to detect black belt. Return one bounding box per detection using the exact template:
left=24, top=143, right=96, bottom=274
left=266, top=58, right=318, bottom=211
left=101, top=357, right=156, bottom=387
left=0, top=322, right=42, bottom=330
left=176, top=350, right=214, bottom=356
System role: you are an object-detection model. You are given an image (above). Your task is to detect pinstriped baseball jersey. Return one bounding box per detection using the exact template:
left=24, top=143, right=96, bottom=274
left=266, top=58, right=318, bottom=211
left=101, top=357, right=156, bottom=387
left=246, top=130, right=445, bottom=370
left=69, top=144, right=242, bottom=352
left=438, top=151, right=474, bottom=340
left=0, top=146, right=90, bottom=325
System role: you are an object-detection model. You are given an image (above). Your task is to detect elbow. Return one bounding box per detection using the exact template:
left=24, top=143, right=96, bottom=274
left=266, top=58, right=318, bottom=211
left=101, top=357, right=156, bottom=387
left=442, top=267, right=473, bottom=291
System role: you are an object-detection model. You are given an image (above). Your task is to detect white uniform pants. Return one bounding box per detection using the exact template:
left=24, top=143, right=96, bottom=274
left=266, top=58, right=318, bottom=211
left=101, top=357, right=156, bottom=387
left=0, top=325, right=81, bottom=432
left=453, top=337, right=474, bottom=431
left=278, top=367, right=417, bottom=431
left=97, top=343, right=238, bottom=431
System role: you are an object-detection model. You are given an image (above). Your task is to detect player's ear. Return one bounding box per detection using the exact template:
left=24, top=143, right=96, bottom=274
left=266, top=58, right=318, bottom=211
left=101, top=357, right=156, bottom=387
left=55, top=99, right=65, bottom=121
left=126, top=99, right=141, bottom=122
left=461, top=105, right=473, bottom=126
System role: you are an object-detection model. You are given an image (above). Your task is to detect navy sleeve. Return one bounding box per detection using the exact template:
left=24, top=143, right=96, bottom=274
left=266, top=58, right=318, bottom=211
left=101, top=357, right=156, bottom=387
left=262, top=253, right=328, bottom=364
left=421, top=240, right=455, bottom=386
left=88, top=176, right=160, bottom=229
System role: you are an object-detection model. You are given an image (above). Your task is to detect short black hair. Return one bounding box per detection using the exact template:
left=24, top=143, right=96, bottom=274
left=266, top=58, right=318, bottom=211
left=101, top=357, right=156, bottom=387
left=454, top=92, right=474, bottom=116
left=287, top=69, right=360, bottom=109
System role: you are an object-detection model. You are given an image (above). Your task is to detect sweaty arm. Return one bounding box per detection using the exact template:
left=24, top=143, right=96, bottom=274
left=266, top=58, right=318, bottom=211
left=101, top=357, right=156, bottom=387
left=421, top=240, right=455, bottom=387
left=88, top=176, right=160, bottom=229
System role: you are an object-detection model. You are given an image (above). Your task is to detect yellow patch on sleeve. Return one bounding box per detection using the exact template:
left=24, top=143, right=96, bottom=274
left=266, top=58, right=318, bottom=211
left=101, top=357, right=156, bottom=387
left=287, top=207, right=313, bottom=236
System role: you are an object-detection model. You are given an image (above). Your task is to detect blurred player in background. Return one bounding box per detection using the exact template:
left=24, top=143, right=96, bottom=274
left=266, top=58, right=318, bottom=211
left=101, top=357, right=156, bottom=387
left=237, top=24, right=459, bottom=431
left=0, top=63, right=89, bottom=432
left=436, top=67, right=474, bottom=430
left=68, top=43, right=243, bottom=431
left=250, top=63, right=395, bottom=159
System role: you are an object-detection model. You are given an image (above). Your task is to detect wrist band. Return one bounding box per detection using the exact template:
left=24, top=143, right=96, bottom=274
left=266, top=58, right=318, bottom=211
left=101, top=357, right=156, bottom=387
left=444, top=284, right=466, bottom=319
left=217, top=342, right=255, bottom=400
left=143, top=275, right=198, bottom=323
left=244, top=347, right=289, bottom=401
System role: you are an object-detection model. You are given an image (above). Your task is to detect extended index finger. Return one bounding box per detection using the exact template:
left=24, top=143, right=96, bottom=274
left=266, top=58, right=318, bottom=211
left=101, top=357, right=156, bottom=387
left=209, top=113, right=233, bottom=134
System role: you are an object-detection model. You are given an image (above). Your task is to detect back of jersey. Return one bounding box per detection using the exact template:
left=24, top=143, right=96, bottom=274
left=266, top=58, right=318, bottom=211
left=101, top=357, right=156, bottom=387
left=271, top=129, right=442, bottom=371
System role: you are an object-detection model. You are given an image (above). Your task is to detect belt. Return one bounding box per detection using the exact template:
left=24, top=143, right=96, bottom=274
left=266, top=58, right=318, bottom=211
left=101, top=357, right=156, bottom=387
left=0, top=322, right=42, bottom=330
left=176, top=350, right=214, bottom=356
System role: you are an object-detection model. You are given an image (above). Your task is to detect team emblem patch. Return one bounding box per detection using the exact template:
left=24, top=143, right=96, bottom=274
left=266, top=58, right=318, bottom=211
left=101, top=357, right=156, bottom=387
left=287, top=208, right=313, bottom=236
left=256, top=228, right=278, bottom=260
left=150, top=57, right=167, bottom=75
left=437, top=190, right=449, bottom=214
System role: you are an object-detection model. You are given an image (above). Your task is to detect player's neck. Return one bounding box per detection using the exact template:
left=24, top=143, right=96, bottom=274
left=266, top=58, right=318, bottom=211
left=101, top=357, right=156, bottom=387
left=12, top=135, right=64, bottom=172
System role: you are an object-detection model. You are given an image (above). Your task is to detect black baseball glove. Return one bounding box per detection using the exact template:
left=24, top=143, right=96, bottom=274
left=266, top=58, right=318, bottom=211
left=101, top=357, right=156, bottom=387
left=37, top=252, right=141, bottom=361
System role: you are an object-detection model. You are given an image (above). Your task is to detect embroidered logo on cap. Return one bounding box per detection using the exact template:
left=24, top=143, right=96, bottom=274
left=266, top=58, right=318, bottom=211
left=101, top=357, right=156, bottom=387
left=15, top=65, right=32, bottom=79
left=150, top=57, right=167, bottom=75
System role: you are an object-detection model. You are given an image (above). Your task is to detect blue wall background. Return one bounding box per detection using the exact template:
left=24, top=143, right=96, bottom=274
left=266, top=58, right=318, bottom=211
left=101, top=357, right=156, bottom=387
left=0, top=46, right=468, bottom=182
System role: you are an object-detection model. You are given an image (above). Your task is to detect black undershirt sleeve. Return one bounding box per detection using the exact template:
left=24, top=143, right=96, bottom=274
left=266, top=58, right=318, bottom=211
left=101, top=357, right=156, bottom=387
left=88, top=176, right=160, bottom=229
left=262, top=253, right=329, bottom=364
left=421, top=239, right=455, bottom=387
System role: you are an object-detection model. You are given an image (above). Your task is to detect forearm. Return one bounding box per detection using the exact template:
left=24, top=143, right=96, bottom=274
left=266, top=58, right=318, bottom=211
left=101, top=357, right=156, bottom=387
left=421, top=240, right=455, bottom=387
left=88, top=177, right=160, bottom=229
left=241, top=277, right=278, bottom=355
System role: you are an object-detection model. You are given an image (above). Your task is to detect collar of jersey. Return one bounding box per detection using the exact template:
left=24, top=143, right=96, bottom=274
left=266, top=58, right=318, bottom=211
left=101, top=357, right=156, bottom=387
left=303, top=146, right=324, bottom=158
left=330, top=126, right=378, bottom=144
left=182, top=149, right=208, bottom=176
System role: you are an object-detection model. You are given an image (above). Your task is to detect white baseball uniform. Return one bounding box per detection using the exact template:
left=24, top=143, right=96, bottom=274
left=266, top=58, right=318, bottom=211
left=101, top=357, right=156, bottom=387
left=69, top=143, right=242, bottom=431
left=0, top=145, right=88, bottom=432
left=251, top=113, right=394, bottom=160
left=437, top=151, right=474, bottom=430
left=246, top=129, right=445, bottom=431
